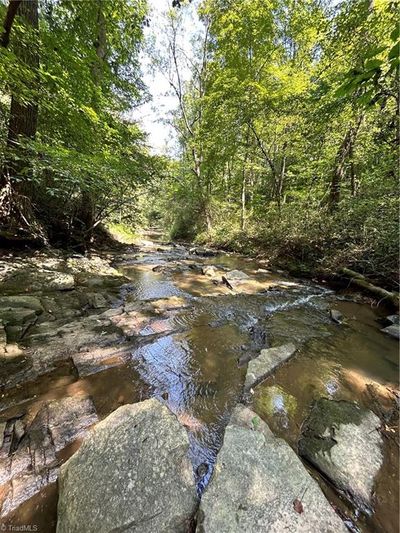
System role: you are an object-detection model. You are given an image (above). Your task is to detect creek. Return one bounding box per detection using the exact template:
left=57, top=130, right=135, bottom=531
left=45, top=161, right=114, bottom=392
left=0, top=232, right=398, bottom=532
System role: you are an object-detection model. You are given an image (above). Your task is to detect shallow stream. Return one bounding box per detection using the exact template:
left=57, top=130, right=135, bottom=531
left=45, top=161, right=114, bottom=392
left=0, top=234, right=398, bottom=532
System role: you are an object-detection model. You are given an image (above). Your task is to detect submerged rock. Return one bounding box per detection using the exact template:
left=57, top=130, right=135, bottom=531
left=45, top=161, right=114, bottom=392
left=197, top=405, right=346, bottom=532
left=381, top=324, right=399, bottom=340
left=72, top=345, right=132, bottom=377
left=386, top=314, right=399, bottom=325
left=254, top=385, right=297, bottom=430
left=57, top=399, right=198, bottom=533
left=189, top=247, right=217, bottom=257
left=202, top=265, right=219, bottom=277
left=244, top=343, right=297, bottom=390
left=0, top=396, right=97, bottom=517
left=330, top=309, right=343, bottom=324
left=298, top=398, right=383, bottom=510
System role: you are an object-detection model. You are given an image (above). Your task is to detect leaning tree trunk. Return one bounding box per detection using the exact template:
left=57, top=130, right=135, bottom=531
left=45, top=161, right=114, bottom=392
left=0, top=0, right=21, bottom=47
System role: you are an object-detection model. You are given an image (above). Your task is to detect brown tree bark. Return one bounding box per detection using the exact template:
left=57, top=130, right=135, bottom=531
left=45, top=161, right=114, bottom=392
left=329, top=115, right=362, bottom=210
left=240, top=125, right=250, bottom=231
left=341, top=268, right=399, bottom=309
left=6, top=0, right=39, bottom=148
left=0, top=0, right=21, bottom=48
left=78, top=2, right=107, bottom=248
left=0, top=0, right=41, bottom=241
left=349, top=142, right=358, bottom=197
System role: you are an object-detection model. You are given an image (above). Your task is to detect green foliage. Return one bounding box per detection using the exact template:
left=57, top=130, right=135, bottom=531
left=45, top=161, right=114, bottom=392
left=153, top=0, right=398, bottom=285
left=0, top=0, right=158, bottom=244
left=107, top=222, right=138, bottom=244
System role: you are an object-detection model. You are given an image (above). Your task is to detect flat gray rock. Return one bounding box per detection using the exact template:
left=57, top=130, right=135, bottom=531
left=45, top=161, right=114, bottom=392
left=224, top=270, right=250, bottom=280
left=72, top=345, right=131, bottom=377
left=0, top=295, right=44, bottom=313
left=57, top=399, right=198, bottom=533
left=299, top=399, right=383, bottom=509
left=386, top=314, right=399, bottom=325
left=197, top=405, right=346, bottom=533
left=244, top=343, right=297, bottom=390
left=46, top=272, right=75, bottom=291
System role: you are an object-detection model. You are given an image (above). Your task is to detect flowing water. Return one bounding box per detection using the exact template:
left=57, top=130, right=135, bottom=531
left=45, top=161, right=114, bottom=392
left=0, top=234, right=398, bottom=531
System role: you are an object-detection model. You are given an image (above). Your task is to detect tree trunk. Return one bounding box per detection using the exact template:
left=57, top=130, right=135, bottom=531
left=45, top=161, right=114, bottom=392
left=240, top=169, right=246, bottom=231
left=77, top=2, right=107, bottom=248
left=349, top=142, right=358, bottom=197
left=240, top=125, right=250, bottom=231
left=329, top=116, right=362, bottom=210
left=0, top=0, right=41, bottom=241
left=276, top=150, right=286, bottom=211
left=341, top=268, right=399, bottom=309
left=7, top=0, right=39, bottom=148
left=0, top=0, right=21, bottom=48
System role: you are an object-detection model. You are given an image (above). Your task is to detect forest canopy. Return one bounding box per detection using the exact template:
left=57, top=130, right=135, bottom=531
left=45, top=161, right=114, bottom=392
left=149, top=0, right=399, bottom=285
left=0, top=0, right=398, bottom=285
left=0, top=0, right=160, bottom=248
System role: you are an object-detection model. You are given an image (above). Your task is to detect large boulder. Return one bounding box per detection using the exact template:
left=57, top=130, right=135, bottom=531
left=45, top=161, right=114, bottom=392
left=57, top=399, right=198, bottom=533
left=298, top=399, right=383, bottom=510
left=244, top=343, right=297, bottom=390
left=197, top=405, right=346, bottom=532
left=0, top=307, right=38, bottom=342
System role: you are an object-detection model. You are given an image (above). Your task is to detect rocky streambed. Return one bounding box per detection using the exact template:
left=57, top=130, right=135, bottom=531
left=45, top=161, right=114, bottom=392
left=0, top=234, right=398, bottom=532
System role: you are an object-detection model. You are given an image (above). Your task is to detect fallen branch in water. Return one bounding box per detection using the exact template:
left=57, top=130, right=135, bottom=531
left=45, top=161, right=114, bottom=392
left=340, top=268, right=399, bottom=309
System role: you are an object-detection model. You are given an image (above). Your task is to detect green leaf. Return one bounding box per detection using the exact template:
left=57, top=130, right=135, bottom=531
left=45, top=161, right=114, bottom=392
left=364, top=45, right=386, bottom=59
left=388, top=56, right=400, bottom=73
left=364, top=59, right=383, bottom=70
left=390, top=26, right=400, bottom=42
left=388, top=41, right=400, bottom=60
left=355, top=70, right=377, bottom=83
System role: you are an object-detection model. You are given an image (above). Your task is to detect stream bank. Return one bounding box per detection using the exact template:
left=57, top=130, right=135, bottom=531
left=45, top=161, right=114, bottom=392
left=0, top=231, right=398, bottom=532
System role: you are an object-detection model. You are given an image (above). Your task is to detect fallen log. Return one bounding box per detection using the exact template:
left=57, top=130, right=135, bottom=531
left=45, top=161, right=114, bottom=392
left=340, top=268, right=399, bottom=309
